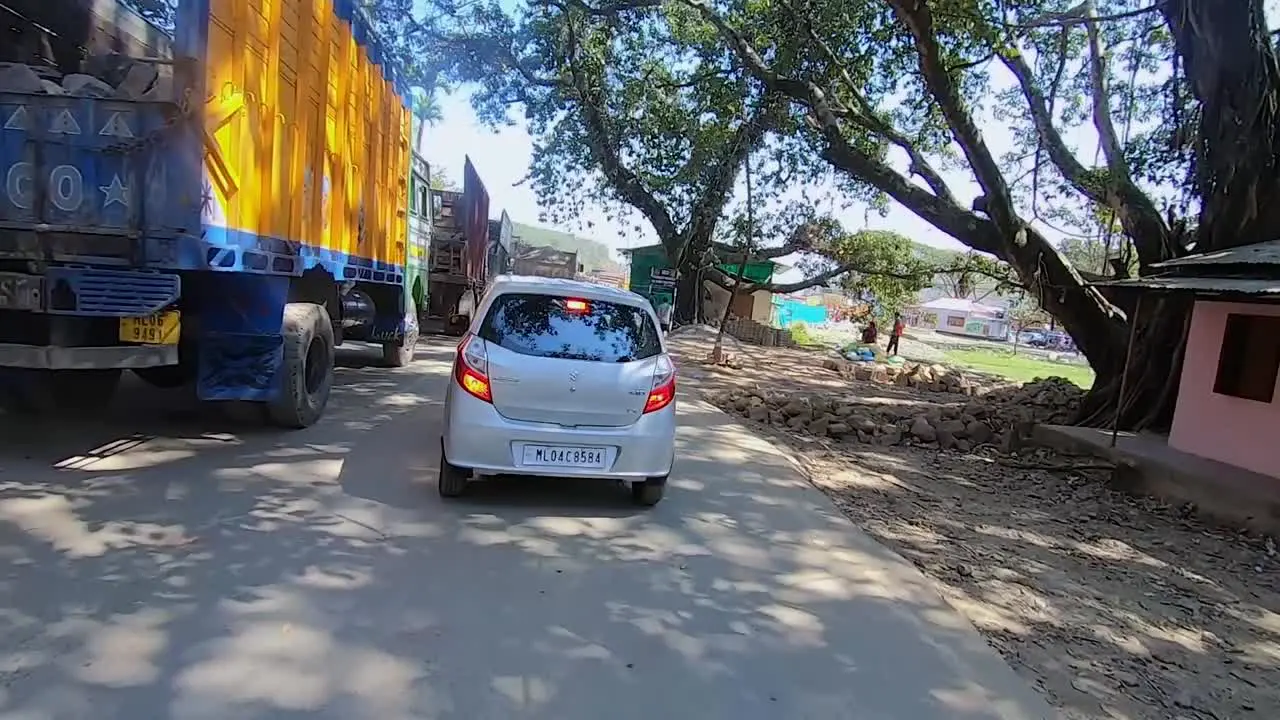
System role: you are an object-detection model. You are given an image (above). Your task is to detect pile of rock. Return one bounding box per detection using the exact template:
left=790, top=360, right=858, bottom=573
left=820, top=357, right=1010, bottom=397
left=713, top=376, right=1085, bottom=452
left=0, top=59, right=171, bottom=101
left=980, top=376, right=1083, bottom=426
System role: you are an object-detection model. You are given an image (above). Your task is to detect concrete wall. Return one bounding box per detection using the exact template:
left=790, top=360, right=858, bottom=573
left=1169, top=301, right=1280, bottom=479
left=704, top=283, right=771, bottom=324
left=917, top=310, right=1006, bottom=339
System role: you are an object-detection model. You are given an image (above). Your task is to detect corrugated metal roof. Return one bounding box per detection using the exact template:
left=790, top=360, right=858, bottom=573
left=917, top=297, right=1005, bottom=314
left=1153, top=239, right=1280, bottom=269
left=1094, top=275, right=1280, bottom=296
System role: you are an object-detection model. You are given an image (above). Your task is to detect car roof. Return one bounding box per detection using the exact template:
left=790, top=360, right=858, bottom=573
left=488, top=275, right=652, bottom=309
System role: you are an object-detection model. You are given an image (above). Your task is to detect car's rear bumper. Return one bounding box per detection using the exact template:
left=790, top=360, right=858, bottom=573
left=443, top=384, right=676, bottom=480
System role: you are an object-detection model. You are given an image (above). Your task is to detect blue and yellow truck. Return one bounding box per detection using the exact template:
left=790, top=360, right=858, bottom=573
left=0, top=0, right=459, bottom=426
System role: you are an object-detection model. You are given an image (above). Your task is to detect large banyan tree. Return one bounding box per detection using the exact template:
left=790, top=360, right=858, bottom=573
left=433, top=0, right=1280, bottom=430
left=679, top=0, right=1279, bottom=430
left=430, top=0, right=969, bottom=320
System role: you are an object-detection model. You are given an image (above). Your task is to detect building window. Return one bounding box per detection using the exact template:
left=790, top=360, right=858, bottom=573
left=1214, top=313, right=1280, bottom=403
left=946, top=315, right=966, bottom=328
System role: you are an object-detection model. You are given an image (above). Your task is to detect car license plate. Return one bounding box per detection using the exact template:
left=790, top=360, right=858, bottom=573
left=522, top=445, right=606, bottom=468
left=119, top=311, right=181, bottom=345
left=0, top=272, right=42, bottom=311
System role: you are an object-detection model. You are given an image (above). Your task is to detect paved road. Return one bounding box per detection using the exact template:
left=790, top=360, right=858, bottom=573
left=0, top=337, right=1054, bottom=719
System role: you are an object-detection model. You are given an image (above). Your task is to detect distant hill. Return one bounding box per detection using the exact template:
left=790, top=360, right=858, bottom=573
left=510, top=222, right=620, bottom=273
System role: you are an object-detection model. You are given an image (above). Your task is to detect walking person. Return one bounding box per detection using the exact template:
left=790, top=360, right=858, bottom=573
left=655, top=296, right=673, bottom=334
left=886, top=313, right=905, bottom=356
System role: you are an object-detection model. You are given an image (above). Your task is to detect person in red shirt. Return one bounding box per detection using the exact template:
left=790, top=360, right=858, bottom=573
left=886, top=313, right=905, bottom=356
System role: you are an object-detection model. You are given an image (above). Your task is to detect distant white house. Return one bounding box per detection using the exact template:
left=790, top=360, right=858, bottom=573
left=908, top=297, right=1009, bottom=340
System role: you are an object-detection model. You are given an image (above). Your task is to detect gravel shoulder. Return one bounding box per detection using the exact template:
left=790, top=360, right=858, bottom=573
left=668, top=328, right=1280, bottom=720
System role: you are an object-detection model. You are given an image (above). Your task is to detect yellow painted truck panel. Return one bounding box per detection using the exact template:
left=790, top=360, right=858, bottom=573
left=202, top=0, right=410, bottom=272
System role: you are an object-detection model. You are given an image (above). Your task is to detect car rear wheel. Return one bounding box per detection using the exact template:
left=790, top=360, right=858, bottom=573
left=631, top=477, right=666, bottom=507
left=438, top=442, right=470, bottom=498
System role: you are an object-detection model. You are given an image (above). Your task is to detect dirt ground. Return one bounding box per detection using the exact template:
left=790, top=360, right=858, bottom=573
left=668, top=328, right=1279, bottom=720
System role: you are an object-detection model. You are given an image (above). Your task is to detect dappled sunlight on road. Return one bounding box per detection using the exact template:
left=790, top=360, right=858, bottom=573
left=0, top=337, right=1049, bottom=719
left=0, top=492, right=194, bottom=558
left=668, top=334, right=1280, bottom=718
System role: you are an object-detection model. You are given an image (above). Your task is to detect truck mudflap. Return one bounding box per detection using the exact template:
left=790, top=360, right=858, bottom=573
left=0, top=342, right=176, bottom=369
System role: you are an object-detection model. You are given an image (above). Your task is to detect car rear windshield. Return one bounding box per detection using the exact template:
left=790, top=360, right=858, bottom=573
left=479, top=293, right=662, bottom=362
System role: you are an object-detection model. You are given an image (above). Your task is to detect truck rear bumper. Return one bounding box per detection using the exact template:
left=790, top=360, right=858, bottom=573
left=0, top=344, right=177, bottom=370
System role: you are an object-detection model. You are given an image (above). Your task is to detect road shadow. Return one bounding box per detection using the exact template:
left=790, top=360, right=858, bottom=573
left=0, top=339, right=1048, bottom=720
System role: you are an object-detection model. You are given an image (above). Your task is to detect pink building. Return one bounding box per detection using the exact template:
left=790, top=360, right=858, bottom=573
left=1111, top=241, right=1280, bottom=479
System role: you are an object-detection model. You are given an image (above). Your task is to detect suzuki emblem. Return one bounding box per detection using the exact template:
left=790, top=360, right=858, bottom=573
left=568, top=370, right=580, bottom=382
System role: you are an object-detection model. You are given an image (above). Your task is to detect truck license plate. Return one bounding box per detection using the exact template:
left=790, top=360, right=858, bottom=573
left=0, top=272, right=42, bottom=311
left=522, top=445, right=606, bottom=468
left=119, top=311, right=181, bottom=345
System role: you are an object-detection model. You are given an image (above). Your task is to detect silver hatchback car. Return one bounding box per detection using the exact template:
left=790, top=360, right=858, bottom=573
left=440, top=276, right=677, bottom=505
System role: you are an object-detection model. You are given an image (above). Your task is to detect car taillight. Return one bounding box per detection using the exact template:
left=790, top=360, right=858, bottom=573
left=643, top=354, right=676, bottom=413
left=454, top=334, right=492, bottom=403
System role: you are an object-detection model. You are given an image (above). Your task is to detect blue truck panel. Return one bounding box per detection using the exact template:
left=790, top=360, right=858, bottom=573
left=0, top=93, right=201, bottom=240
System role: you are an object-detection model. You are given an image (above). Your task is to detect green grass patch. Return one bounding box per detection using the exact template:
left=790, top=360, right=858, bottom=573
left=944, top=347, right=1095, bottom=388
left=788, top=322, right=827, bottom=348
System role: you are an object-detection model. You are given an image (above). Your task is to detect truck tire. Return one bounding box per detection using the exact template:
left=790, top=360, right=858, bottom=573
left=0, top=369, right=121, bottom=416
left=381, top=326, right=418, bottom=368
left=446, top=315, right=469, bottom=337
left=266, top=303, right=335, bottom=429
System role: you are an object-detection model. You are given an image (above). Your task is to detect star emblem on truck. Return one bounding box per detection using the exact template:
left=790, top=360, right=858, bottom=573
left=100, top=174, right=129, bottom=208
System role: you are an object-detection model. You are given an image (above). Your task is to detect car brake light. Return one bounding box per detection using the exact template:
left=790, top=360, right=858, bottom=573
left=563, top=298, right=590, bottom=313
left=455, top=335, right=492, bottom=403
left=643, top=355, right=676, bottom=413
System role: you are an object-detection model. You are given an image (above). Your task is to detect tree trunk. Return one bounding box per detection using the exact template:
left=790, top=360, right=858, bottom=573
left=712, top=254, right=747, bottom=363
left=713, top=153, right=754, bottom=363
left=673, top=269, right=699, bottom=324
left=1164, top=0, right=1280, bottom=253
left=672, top=230, right=716, bottom=324
left=1071, top=0, right=1280, bottom=432
left=1075, top=296, right=1191, bottom=430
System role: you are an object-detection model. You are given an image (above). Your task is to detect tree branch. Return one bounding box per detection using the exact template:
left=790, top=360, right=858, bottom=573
left=885, top=0, right=1019, bottom=235
left=558, top=15, right=681, bottom=243
left=1000, top=17, right=1172, bottom=269
left=703, top=260, right=867, bottom=294
left=1162, top=0, right=1280, bottom=251
left=779, top=0, right=958, bottom=206
left=1081, top=1, right=1129, bottom=178
left=1019, top=3, right=1159, bottom=28
left=682, top=95, right=785, bottom=262
left=678, top=0, right=1000, bottom=254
